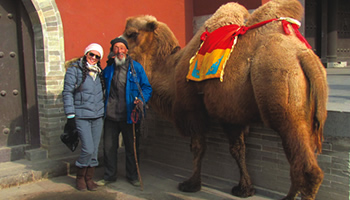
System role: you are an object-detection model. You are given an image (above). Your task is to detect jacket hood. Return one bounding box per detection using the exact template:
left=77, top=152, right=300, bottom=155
left=65, top=57, right=82, bottom=71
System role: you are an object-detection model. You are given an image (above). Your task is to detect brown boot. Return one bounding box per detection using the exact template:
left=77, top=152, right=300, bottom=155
left=85, top=167, right=98, bottom=191
left=76, top=167, right=87, bottom=191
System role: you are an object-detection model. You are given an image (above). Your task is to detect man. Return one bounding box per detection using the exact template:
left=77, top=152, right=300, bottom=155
left=97, top=37, right=152, bottom=187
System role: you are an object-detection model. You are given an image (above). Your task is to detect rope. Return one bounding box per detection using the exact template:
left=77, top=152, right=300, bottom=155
left=129, top=56, right=145, bottom=190
left=129, top=58, right=147, bottom=118
left=131, top=108, right=139, bottom=124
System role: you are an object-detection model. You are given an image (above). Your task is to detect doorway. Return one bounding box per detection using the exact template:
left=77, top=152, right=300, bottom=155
left=0, top=0, right=39, bottom=162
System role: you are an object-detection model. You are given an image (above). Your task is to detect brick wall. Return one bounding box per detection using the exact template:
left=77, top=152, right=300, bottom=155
left=141, top=109, right=350, bottom=200
left=25, top=0, right=68, bottom=158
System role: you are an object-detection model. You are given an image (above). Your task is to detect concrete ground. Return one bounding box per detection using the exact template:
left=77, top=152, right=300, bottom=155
left=1, top=158, right=273, bottom=200
left=325, top=67, right=350, bottom=112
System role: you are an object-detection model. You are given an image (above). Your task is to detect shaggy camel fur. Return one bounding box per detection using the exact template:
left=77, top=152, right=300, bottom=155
left=121, top=0, right=328, bottom=199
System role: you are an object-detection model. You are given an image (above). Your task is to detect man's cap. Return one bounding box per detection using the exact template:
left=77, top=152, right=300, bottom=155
left=110, top=36, right=129, bottom=50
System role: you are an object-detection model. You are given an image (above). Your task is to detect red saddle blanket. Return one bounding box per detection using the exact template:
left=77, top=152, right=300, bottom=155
left=186, top=17, right=311, bottom=82
left=187, top=24, right=240, bottom=82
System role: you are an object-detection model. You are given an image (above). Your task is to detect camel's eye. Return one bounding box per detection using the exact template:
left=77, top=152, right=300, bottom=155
left=126, top=30, right=139, bottom=40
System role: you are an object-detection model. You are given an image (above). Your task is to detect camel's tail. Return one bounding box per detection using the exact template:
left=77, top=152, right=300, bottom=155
left=298, top=49, right=328, bottom=153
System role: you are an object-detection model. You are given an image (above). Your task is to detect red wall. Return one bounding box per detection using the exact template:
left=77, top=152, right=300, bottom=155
left=56, top=0, right=265, bottom=66
left=56, top=0, right=192, bottom=66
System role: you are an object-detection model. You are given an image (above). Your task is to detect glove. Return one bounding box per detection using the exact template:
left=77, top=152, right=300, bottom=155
left=61, top=117, right=79, bottom=152
left=134, top=98, right=144, bottom=119
left=64, top=118, right=76, bottom=134
left=134, top=99, right=143, bottom=110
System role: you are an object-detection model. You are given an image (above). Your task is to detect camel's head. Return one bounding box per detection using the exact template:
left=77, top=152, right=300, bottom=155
left=122, top=15, right=157, bottom=60
left=122, top=15, right=180, bottom=74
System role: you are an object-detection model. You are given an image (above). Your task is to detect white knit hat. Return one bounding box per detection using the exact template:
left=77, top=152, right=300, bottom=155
left=84, top=43, right=104, bottom=59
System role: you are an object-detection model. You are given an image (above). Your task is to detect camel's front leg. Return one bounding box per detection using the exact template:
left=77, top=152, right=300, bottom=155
left=222, top=123, right=255, bottom=197
left=178, top=133, right=207, bottom=192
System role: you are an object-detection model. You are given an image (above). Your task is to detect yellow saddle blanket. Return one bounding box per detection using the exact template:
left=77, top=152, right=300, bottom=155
left=187, top=24, right=240, bottom=82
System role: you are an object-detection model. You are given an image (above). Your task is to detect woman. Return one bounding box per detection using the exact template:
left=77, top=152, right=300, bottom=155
left=62, top=43, right=105, bottom=191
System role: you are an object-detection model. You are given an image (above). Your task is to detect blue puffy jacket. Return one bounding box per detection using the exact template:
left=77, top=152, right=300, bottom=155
left=62, top=58, right=104, bottom=119
left=103, top=59, right=152, bottom=124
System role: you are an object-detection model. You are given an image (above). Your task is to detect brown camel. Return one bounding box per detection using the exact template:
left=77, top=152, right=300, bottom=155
left=121, top=0, right=328, bottom=199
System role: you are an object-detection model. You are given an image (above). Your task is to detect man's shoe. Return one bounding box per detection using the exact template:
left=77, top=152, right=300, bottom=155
left=129, top=179, right=140, bottom=187
left=96, top=179, right=113, bottom=186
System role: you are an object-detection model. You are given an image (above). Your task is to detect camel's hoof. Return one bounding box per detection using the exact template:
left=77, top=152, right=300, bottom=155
left=231, top=185, right=255, bottom=198
left=178, top=180, right=201, bottom=192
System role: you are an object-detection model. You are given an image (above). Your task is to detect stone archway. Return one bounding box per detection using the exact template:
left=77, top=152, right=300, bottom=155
left=21, top=0, right=66, bottom=158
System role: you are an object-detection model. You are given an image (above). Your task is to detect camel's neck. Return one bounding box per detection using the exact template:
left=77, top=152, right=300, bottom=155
left=147, top=52, right=180, bottom=121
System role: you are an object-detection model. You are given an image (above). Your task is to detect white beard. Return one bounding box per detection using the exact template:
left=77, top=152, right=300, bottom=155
left=115, top=56, right=126, bottom=66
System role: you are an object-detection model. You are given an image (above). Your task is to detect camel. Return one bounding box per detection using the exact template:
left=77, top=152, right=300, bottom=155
left=121, top=0, right=328, bottom=199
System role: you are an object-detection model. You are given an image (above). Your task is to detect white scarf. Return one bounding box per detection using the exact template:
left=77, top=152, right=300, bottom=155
left=86, top=63, right=101, bottom=80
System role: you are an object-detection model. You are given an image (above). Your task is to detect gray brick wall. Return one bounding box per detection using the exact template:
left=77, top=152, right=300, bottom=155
left=141, top=109, right=350, bottom=200
left=24, top=0, right=67, bottom=158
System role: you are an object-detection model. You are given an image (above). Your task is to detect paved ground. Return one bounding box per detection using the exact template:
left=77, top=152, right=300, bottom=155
left=325, top=67, right=350, bottom=112
left=1, top=159, right=273, bottom=200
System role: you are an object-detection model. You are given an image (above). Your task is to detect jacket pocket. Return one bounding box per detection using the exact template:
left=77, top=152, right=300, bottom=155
left=74, top=92, right=83, bottom=105
left=128, top=76, right=139, bottom=93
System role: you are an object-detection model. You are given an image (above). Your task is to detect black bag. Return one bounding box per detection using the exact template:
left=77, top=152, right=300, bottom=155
left=60, top=122, right=79, bottom=152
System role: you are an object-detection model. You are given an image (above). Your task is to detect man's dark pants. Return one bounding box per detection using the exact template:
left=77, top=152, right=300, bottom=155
left=103, top=118, right=140, bottom=182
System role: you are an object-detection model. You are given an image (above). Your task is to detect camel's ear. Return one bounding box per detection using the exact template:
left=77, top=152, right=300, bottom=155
left=171, top=46, right=181, bottom=54
left=145, top=21, right=158, bottom=32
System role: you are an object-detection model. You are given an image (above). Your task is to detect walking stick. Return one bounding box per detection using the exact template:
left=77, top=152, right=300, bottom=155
left=131, top=106, right=144, bottom=191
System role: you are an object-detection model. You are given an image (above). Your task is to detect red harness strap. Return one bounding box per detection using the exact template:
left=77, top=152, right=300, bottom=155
left=239, top=18, right=312, bottom=49
left=201, top=18, right=312, bottom=49
left=238, top=18, right=278, bottom=35
left=289, top=22, right=312, bottom=49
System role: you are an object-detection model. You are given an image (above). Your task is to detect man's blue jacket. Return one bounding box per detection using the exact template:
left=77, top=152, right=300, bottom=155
left=103, top=59, right=152, bottom=124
